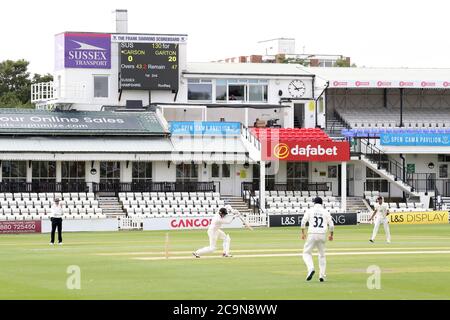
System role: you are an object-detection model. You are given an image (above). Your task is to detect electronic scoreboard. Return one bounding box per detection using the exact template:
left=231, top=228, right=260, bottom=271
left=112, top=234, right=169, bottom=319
left=120, top=42, right=179, bottom=90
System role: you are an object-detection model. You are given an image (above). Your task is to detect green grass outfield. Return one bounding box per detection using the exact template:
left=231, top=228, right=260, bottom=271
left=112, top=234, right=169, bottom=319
left=1, top=224, right=450, bottom=300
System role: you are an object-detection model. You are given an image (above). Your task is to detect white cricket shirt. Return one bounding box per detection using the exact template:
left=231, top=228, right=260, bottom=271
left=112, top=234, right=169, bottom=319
left=50, top=204, right=63, bottom=218
left=208, top=213, right=234, bottom=232
left=301, top=204, right=334, bottom=234
left=374, top=202, right=389, bottom=219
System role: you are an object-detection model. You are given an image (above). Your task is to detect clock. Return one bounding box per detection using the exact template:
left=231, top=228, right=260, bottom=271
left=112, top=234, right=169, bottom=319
left=288, top=80, right=306, bottom=98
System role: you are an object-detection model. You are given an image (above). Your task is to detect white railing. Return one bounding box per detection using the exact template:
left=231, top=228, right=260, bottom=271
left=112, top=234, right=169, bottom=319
left=245, top=212, right=268, bottom=227
left=31, top=82, right=55, bottom=103
left=31, top=81, right=89, bottom=105
left=118, top=217, right=143, bottom=230
left=357, top=212, right=372, bottom=224
left=241, top=126, right=262, bottom=162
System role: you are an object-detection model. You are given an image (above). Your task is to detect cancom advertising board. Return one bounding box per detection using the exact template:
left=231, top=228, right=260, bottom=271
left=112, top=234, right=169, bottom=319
left=143, top=217, right=244, bottom=231
left=263, top=141, right=350, bottom=162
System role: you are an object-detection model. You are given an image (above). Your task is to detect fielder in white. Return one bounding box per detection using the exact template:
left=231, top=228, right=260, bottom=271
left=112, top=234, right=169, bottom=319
left=193, top=207, right=239, bottom=258
left=301, top=197, right=334, bottom=282
left=369, top=196, right=391, bottom=243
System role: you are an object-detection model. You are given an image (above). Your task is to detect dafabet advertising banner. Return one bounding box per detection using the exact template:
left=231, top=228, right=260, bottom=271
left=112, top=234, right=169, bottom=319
left=388, top=211, right=449, bottom=225
left=263, top=140, right=350, bottom=162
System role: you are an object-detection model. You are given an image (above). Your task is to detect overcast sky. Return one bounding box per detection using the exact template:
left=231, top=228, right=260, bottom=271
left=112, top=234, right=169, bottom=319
left=1, top=0, right=449, bottom=75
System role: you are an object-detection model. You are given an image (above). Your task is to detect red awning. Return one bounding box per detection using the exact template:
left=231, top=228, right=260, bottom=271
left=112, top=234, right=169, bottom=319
left=251, top=128, right=350, bottom=162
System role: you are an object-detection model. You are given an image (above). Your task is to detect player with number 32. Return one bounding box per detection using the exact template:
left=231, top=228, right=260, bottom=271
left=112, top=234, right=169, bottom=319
left=301, top=197, right=335, bottom=282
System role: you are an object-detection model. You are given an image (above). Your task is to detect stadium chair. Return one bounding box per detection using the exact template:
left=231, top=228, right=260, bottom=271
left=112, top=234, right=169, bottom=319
left=15, top=193, right=24, bottom=201
left=125, top=192, right=134, bottom=201
left=158, top=192, right=166, bottom=200
left=415, top=203, right=425, bottom=210
left=142, top=207, right=151, bottom=218
left=149, top=192, right=158, bottom=199
left=70, top=193, right=79, bottom=200
left=142, top=192, right=150, bottom=199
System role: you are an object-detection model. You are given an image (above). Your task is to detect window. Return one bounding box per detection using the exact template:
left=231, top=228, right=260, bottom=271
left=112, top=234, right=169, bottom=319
left=438, top=154, right=450, bottom=162
left=215, top=79, right=268, bottom=103
left=439, top=164, right=448, bottom=178
left=216, top=79, right=227, bottom=101
left=222, top=164, right=231, bottom=178
left=133, top=162, right=152, bottom=181
left=62, top=161, right=85, bottom=183
left=287, top=162, right=309, bottom=190
left=32, top=161, right=56, bottom=183
left=100, top=162, right=120, bottom=183
left=94, top=75, right=108, bottom=98
left=252, top=164, right=275, bottom=190
left=249, top=84, right=268, bottom=102
left=211, top=164, right=220, bottom=178
left=176, top=164, right=198, bottom=182
left=228, top=84, right=246, bottom=101
left=188, top=79, right=212, bottom=101
left=211, top=163, right=231, bottom=178
left=366, top=167, right=388, bottom=192
left=2, top=161, right=27, bottom=183
left=328, top=166, right=337, bottom=178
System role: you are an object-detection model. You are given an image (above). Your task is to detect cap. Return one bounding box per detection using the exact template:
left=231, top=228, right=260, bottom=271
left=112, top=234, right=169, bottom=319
left=313, top=197, right=323, bottom=205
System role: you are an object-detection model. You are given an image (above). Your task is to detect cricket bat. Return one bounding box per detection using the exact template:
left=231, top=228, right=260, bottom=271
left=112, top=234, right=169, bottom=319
left=234, top=211, right=253, bottom=231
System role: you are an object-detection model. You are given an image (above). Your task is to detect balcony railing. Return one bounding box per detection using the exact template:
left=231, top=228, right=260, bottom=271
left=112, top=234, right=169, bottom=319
left=0, top=181, right=89, bottom=193
left=242, top=181, right=332, bottom=195
left=92, top=181, right=217, bottom=194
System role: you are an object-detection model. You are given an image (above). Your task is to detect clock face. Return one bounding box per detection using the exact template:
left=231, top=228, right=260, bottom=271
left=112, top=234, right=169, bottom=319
left=288, top=80, right=306, bottom=98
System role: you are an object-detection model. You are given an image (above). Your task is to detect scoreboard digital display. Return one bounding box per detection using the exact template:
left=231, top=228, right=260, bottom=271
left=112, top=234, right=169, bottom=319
left=120, top=42, right=179, bottom=90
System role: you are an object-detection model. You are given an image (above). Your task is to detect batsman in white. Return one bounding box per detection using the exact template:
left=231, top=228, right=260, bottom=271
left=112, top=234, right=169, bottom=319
left=369, top=196, right=391, bottom=243
left=193, top=206, right=240, bottom=258
left=301, top=197, right=334, bottom=282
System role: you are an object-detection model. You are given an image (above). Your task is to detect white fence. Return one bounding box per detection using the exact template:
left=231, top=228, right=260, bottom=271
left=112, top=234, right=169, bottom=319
left=357, top=212, right=372, bottom=224
left=119, top=217, right=143, bottom=230
left=245, top=212, right=268, bottom=227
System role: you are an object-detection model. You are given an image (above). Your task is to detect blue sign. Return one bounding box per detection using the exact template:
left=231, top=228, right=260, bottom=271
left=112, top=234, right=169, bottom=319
left=381, top=133, right=450, bottom=146
left=170, top=122, right=241, bottom=136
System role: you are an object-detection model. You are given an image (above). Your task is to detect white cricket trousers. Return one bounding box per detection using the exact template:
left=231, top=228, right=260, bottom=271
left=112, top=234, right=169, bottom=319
left=371, top=217, right=391, bottom=242
left=195, top=229, right=231, bottom=256
left=303, top=233, right=327, bottom=278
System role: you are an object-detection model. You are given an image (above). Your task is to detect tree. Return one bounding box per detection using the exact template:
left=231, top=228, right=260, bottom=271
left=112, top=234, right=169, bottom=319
left=0, top=59, right=53, bottom=108
left=334, top=58, right=357, bottom=68
left=0, top=59, right=31, bottom=105
left=32, top=73, right=54, bottom=84
left=280, top=57, right=310, bottom=67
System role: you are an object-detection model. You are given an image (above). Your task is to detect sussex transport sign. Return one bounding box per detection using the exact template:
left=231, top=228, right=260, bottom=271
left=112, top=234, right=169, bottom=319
left=63, top=32, right=111, bottom=69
